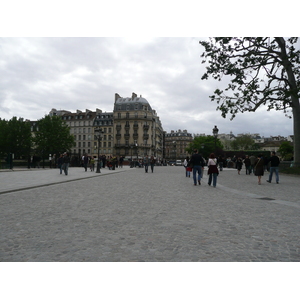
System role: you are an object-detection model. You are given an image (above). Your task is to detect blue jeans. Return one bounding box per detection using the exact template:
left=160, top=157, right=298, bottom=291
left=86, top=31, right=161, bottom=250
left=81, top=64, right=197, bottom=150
left=208, top=173, right=218, bottom=187
left=63, top=163, right=69, bottom=175
left=145, top=164, right=149, bottom=173
left=269, top=167, right=279, bottom=183
left=193, top=165, right=202, bottom=184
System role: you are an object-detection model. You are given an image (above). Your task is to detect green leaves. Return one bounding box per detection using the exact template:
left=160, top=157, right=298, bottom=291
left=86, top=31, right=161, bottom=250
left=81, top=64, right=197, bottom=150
left=0, top=117, right=31, bottom=158
left=33, top=115, right=75, bottom=156
left=199, top=37, right=300, bottom=120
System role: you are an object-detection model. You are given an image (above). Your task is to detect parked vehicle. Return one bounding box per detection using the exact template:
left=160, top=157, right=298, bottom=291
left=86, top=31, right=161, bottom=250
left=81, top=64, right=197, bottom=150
left=175, top=160, right=182, bottom=166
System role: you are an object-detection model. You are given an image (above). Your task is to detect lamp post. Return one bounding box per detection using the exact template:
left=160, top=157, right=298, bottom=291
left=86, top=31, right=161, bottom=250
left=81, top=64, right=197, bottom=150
left=94, top=127, right=104, bottom=173
left=173, top=141, right=176, bottom=162
left=130, top=145, right=133, bottom=168
left=135, top=143, right=138, bottom=167
left=212, top=125, right=219, bottom=153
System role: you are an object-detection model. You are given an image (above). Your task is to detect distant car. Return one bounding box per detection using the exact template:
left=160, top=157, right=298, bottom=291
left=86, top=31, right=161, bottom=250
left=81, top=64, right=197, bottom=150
left=175, top=160, right=182, bottom=166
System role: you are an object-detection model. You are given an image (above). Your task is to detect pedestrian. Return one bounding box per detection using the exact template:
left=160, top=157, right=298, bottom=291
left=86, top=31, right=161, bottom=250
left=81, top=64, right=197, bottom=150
left=236, top=157, right=243, bottom=175
left=57, top=154, right=63, bottom=174
left=266, top=151, right=280, bottom=184
left=207, top=153, right=219, bottom=187
left=254, top=154, right=264, bottom=185
left=244, top=155, right=251, bottom=175
left=232, top=155, right=237, bottom=169
left=90, top=157, right=95, bottom=171
left=183, top=156, right=191, bottom=177
left=119, top=156, right=124, bottom=168
left=249, top=155, right=256, bottom=174
left=189, top=149, right=204, bottom=186
left=144, top=155, right=149, bottom=173
left=51, top=154, right=56, bottom=168
left=150, top=155, right=156, bottom=173
left=62, top=152, right=70, bottom=176
left=83, top=153, right=89, bottom=171
left=218, top=156, right=224, bottom=171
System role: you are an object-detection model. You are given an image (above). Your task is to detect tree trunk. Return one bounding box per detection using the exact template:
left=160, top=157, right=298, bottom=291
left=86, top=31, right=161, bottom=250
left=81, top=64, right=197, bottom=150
left=275, top=37, right=300, bottom=165
left=292, top=101, right=300, bottom=165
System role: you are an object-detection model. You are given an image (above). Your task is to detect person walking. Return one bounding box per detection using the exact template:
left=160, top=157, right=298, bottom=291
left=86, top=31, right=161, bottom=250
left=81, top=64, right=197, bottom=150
left=236, top=157, right=243, bottom=175
left=144, top=155, right=149, bottom=173
left=244, top=155, right=251, bottom=175
left=83, top=153, right=89, bottom=172
left=189, top=149, right=204, bottom=186
left=254, top=154, right=264, bottom=185
left=249, top=155, right=256, bottom=174
left=207, top=153, right=219, bottom=187
left=150, top=155, right=156, bottom=173
left=218, top=156, right=224, bottom=171
left=90, top=157, right=95, bottom=171
left=119, top=156, right=124, bottom=168
left=183, top=156, right=191, bottom=177
left=62, top=152, right=70, bottom=176
left=266, top=151, right=280, bottom=184
left=57, top=154, right=63, bottom=174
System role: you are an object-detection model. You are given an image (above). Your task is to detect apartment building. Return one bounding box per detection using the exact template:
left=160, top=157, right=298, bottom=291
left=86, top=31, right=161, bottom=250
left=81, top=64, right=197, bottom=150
left=113, top=92, right=163, bottom=160
left=93, top=110, right=114, bottom=157
left=49, top=108, right=97, bottom=157
left=165, top=129, right=193, bottom=161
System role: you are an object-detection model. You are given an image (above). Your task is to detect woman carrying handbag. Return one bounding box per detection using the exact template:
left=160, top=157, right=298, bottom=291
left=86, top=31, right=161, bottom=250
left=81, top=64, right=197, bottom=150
left=207, top=153, right=219, bottom=187
left=254, top=154, right=264, bottom=185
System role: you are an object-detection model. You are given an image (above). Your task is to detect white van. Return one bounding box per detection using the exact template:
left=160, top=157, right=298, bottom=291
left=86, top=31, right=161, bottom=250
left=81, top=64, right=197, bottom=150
left=175, top=160, right=182, bottom=166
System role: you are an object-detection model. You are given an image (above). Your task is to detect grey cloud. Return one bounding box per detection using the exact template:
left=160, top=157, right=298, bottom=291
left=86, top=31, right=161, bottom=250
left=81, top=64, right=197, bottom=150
left=0, top=37, right=293, bottom=137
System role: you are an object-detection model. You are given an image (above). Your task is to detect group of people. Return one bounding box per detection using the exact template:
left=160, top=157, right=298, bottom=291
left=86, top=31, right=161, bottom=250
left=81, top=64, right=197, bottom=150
left=184, top=150, right=219, bottom=187
left=183, top=151, right=281, bottom=187
left=57, top=152, right=70, bottom=175
left=143, top=155, right=156, bottom=173
left=81, top=154, right=125, bottom=171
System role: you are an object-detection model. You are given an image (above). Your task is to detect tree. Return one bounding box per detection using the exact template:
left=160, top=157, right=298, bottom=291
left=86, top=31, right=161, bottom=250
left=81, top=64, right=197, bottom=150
left=0, top=117, right=31, bottom=159
left=278, top=141, right=294, bottom=160
left=230, top=134, right=255, bottom=150
left=33, top=115, right=75, bottom=158
left=185, top=135, right=223, bottom=159
left=199, top=37, right=300, bottom=165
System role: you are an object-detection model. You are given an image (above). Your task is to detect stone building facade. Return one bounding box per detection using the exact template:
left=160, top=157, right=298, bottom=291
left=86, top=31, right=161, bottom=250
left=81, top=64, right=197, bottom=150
left=49, top=108, right=97, bottom=157
left=93, top=110, right=114, bottom=157
left=164, top=129, right=193, bottom=161
left=113, top=92, right=163, bottom=160
left=48, top=92, right=164, bottom=161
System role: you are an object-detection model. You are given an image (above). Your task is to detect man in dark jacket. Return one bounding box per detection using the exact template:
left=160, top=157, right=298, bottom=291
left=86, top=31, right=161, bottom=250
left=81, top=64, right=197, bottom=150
left=266, top=151, right=280, bottom=184
left=244, top=155, right=251, bottom=175
left=190, top=149, right=205, bottom=186
left=62, top=152, right=70, bottom=176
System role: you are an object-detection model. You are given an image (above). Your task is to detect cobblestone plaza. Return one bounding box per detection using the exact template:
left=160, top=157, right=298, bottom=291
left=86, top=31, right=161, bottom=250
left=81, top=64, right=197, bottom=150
left=1, top=165, right=299, bottom=262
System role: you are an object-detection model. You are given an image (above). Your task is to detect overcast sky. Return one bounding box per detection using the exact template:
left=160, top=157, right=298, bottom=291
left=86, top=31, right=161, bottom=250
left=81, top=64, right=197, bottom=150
left=1, top=3, right=297, bottom=139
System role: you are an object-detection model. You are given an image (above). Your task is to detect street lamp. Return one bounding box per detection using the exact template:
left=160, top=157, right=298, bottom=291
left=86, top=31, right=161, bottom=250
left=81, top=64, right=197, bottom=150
left=212, top=125, right=219, bottom=153
left=130, top=145, right=133, bottom=168
left=94, top=127, right=104, bottom=173
left=135, top=143, right=138, bottom=167
left=172, top=141, right=176, bottom=161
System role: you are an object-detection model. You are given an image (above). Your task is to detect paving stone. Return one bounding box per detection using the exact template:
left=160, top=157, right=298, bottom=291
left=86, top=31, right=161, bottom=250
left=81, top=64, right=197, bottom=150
left=0, top=166, right=300, bottom=261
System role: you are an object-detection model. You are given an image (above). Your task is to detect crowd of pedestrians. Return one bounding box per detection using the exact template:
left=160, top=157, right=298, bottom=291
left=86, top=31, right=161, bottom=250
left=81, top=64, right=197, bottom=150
left=183, top=150, right=281, bottom=187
